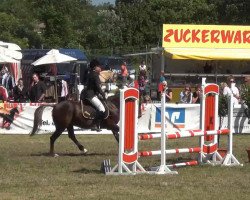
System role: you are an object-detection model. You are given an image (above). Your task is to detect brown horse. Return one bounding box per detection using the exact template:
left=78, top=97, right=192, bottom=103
left=30, top=95, right=120, bottom=156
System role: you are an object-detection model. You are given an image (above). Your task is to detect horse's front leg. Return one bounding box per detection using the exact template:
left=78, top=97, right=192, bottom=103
left=67, top=125, right=87, bottom=154
left=105, top=121, right=119, bottom=143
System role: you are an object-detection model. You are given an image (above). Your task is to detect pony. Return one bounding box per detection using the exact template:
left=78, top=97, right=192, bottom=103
left=30, top=96, right=120, bottom=156
left=0, top=107, right=19, bottom=129
left=99, top=70, right=117, bottom=96
left=99, top=70, right=117, bottom=83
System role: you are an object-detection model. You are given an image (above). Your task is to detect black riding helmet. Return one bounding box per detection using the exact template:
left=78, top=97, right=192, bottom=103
left=89, top=59, right=100, bottom=70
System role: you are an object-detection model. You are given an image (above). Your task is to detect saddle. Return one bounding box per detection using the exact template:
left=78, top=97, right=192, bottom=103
left=80, top=99, right=109, bottom=120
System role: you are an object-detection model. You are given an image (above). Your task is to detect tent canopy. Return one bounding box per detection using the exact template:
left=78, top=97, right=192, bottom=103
left=164, top=48, right=250, bottom=60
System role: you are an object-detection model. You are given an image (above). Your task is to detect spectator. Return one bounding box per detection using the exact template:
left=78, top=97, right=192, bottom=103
left=13, top=78, right=29, bottom=102
left=239, top=76, right=250, bottom=100
left=120, top=61, right=128, bottom=87
left=159, top=71, right=166, bottom=83
left=223, top=75, right=240, bottom=105
left=161, top=81, right=172, bottom=102
left=0, top=84, right=8, bottom=102
left=57, top=79, right=68, bottom=102
left=203, top=62, right=213, bottom=73
left=139, top=60, right=147, bottom=72
left=239, top=76, right=250, bottom=123
left=138, top=74, right=146, bottom=99
left=180, top=85, right=192, bottom=103
left=29, top=73, right=46, bottom=102
left=192, top=84, right=201, bottom=104
left=139, top=61, right=147, bottom=80
left=1, top=68, right=15, bottom=97
left=220, top=82, right=228, bottom=93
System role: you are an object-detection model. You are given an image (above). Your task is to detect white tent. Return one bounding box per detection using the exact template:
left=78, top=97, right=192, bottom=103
left=32, top=49, right=77, bottom=66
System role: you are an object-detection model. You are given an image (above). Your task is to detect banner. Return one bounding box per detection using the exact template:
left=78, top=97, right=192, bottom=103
left=0, top=102, right=111, bottom=134
left=138, top=103, right=250, bottom=134
left=162, top=24, right=250, bottom=49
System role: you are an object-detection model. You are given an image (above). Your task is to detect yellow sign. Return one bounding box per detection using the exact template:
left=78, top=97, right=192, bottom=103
left=162, top=24, right=250, bottom=49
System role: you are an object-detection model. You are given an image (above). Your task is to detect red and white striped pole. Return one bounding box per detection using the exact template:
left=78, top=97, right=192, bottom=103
left=139, top=128, right=229, bottom=140
left=139, top=147, right=201, bottom=157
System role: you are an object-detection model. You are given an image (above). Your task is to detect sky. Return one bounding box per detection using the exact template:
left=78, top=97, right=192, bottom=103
left=92, top=0, right=115, bottom=5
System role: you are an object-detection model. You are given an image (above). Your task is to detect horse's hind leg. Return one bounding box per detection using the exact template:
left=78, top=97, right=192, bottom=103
left=67, top=125, right=87, bottom=154
left=50, top=127, right=64, bottom=156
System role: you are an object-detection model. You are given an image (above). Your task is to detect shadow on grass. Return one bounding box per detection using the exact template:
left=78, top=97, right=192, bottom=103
left=30, top=152, right=115, bottom=157
left=72, top=167, right=102, bottom=174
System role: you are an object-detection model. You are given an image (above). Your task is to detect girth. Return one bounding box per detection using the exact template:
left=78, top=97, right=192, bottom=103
left=80, top=99, right=109, bottom=120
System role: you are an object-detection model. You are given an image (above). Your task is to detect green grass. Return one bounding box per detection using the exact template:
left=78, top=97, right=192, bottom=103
left=0, top=134, right=250, bottom=200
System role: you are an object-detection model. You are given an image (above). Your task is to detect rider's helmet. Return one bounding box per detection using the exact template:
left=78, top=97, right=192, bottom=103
left=89, top=59, right=100, bottom=70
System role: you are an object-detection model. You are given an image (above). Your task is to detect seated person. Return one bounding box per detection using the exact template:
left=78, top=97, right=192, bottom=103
left=180, top=85, right=192, bottom=103
left=13, top=78, right=29, bottom=102
left=161, top=81, right=172, bottom=102
left=192, top=85, right=201, bottom=104
left=80, top=59, right=106, bottom=132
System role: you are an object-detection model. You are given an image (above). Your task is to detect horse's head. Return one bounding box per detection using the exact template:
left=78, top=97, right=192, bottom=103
left=99, top=70, right=117, bottom=83
left=111, top=71, right=118, bottom=83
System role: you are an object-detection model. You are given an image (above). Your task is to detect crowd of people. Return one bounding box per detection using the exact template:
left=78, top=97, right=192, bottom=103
left=0, top=65, right=48, bottom=103
left=1, top=60, right=250, bottom=109
left=158, top=72, right=250, bottom=107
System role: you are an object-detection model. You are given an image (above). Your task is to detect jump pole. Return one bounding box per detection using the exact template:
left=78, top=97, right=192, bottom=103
left=222, top=94, right=242, bottom=166
left=153, top=91, right=177, bottom=174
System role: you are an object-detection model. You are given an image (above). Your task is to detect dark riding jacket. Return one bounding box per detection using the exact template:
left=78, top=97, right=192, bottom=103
left=81, top=70, right=105, bottom=100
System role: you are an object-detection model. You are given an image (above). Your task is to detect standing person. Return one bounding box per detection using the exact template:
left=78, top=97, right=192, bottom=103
left=29, top=73, right=46, bottom=103
left=13, top=78, right=29, bottom=102
left=80, top=59, right=106, bottom=132
left=139, top=60, right=147, bottom=72
left=179, top=85, right=192, bottom=103
left=138, top=74, right=146, bottom=99
left=239, top=76, right=250, bottom=123
left=158, top=71, right=166, bottom=100
left=192, top=84, right=202, bottom=104
left=0, top=84, right=8, bottom=102
left=223, top=76, right=240, bottom=105
left=2, top=68, right=15, bottom=97
left=120, top=61, right=128, bottom=87
left=161, top=81, right=172, bottom=102
left=139, top=61, right=147, bottom=80
left=159, top=70, right=166, bottom=83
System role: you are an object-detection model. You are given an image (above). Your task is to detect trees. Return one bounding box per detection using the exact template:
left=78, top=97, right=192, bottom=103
left=0, top=0, right=249, bottom=52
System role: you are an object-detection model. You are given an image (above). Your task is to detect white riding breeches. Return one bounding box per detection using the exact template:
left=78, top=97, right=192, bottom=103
left=90, top=96, right=105, bottom=112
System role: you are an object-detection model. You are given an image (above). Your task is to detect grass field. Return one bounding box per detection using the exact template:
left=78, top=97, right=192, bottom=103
left=0, top=134, right=250, bottom=200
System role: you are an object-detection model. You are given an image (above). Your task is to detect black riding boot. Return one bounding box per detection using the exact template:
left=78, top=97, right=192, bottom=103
left=91, top=111, right=105, bottom=132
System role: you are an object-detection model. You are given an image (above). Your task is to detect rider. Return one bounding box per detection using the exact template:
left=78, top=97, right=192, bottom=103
left=81, top=59, right=106, bottom=132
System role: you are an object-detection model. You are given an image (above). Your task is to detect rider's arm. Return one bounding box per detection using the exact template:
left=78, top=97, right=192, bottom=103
left=94, top=73, right=106, bottom=99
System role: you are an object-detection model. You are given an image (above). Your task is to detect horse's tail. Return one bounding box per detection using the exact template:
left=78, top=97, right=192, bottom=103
left=30, top=105, right=54, bottom=136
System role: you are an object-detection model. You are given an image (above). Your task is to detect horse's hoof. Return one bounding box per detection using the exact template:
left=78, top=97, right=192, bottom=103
left=81, top=148, right=88, bottom=155
left=49, top=153, right=59, bottom=157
